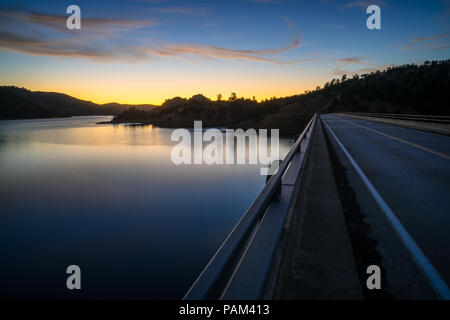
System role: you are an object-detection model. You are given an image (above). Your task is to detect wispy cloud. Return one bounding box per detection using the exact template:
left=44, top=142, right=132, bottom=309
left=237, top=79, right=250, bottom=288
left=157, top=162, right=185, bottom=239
left=332, top=64, right=392, bottom=76
left=0, top=34, right=306, bottom=64
left=0, top=30, right=147, bottom=60
left=402, top=33, right=450, bottom=51
left=412, top=33, right=450, bottom=42
left=403, top=42, right=450, bottom=51
left=138, top=31, right=303, bottom=65
left=0, top=30, right=111, bottom=59
left=424, top=45, right=450, bottom=51
left=331, top=56, right=387, bottom=78
left=0, top=8, right=304, bottom=65
left=336, top=57, right=366, bottom=64
left=0, top=9, right=155, bottom=32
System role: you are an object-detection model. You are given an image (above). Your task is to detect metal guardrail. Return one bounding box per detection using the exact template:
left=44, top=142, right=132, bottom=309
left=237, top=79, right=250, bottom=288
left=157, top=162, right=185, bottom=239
left=345, top=112, right=450, bottom=124
left=184, top=113, right=318, bottom=300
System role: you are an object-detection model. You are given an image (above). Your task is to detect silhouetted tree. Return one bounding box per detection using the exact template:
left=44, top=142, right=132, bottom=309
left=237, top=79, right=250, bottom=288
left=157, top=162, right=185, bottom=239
left=107, top=59, right=450, bottom=128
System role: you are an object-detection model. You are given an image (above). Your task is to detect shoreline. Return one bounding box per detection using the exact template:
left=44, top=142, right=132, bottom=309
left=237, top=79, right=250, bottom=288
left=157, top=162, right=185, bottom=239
left=97, top=119, right=301, bottom=137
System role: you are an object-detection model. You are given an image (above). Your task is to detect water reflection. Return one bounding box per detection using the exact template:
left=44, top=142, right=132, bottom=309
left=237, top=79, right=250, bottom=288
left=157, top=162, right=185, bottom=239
left=0, top=116, right=293, bottom=299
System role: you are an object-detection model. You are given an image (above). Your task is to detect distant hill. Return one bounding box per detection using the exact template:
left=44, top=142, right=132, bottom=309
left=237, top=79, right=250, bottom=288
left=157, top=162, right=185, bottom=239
left=0, top=86, right=155, bottom=119
left=111, top=59, right=450, bottom=135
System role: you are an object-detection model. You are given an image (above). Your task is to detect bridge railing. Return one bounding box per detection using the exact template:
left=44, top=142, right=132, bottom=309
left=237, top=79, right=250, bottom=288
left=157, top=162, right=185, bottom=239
left=184, top=113, right=318, bottom=300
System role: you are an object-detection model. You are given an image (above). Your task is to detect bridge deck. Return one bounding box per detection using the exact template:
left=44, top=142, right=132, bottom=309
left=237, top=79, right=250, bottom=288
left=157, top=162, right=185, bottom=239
left=271, top=119, right=363, bottom=299
left=185, top=113, right=449, bottom=299
left=318, top=114, right=449, bottom=299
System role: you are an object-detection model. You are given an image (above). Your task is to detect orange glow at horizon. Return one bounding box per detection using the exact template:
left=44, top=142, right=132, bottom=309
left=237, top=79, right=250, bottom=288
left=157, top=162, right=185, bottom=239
left=1, top=53, right=327, bottom=105
left=38, top=85, right=317, bottom=105
left=5, top=73, right=320, bottom=105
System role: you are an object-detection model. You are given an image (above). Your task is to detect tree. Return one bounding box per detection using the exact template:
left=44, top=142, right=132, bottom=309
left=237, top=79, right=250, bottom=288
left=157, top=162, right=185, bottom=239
left=229, top=92, right=237, bottom=102
left=217, top=93, right=222, bottom=101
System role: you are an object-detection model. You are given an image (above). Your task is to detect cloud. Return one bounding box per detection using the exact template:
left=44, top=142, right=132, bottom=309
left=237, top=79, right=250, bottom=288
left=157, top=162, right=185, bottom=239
left=144, top=44, right=277, bottom=63
left=403, top=33, right=450, bottom=51
left=332, top=66, right=347, bottom=76
left=332, top=64, right=393, bottom=76
left=140, top=32, right=303, bottom=65
left=0, top=32, right=303, bottom=64
left=424, top=45, right=450, bottom=51
left=0, top=8, right=304, bottom=65
left=0, top=30, right=136, bottom=60
left=336, top=57, right=366, bottom=64
left=0, top=9, right=156, bottom=32
left=412, top=33, right=450, bottom=42
left=404, top=43, right=450, bottom=52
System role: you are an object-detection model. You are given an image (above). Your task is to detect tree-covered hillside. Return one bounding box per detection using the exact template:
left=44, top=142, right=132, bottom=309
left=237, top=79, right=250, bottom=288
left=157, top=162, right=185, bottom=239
left=112, top=60, right=450, bottom=135
left=323, top=59, right=449, bottom=115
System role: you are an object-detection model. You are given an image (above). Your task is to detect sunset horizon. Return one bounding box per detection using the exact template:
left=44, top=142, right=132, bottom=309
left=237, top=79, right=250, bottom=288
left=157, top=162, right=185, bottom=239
left=1, top=1, right=448, bottom=105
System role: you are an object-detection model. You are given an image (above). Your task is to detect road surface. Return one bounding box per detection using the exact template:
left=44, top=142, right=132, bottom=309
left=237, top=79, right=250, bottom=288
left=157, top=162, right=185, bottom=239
left=321, top=114, right=450, bottom=298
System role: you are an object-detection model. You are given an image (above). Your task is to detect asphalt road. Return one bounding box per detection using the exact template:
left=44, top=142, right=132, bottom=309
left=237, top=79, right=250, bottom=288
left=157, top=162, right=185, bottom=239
left=321, top=114, right=450, bottom=297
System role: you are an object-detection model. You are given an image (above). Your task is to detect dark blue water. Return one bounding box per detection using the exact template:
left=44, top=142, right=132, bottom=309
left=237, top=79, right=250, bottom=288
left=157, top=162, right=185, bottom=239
left=0, top=116, right=292, bottom=299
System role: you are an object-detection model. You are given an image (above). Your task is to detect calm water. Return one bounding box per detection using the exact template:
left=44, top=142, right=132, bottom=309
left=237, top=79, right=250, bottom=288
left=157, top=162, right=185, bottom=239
left=0, top=116, right=293, bottom=299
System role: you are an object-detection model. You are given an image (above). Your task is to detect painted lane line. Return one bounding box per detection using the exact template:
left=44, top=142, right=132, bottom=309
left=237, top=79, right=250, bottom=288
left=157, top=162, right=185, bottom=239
left=333, top=115, right=450, bottom=160
left=322, top=117, right=450, bottom=300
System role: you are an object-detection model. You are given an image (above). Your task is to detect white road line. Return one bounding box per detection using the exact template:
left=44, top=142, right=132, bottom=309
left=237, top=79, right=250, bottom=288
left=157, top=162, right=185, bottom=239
left=333, top=115, right=450, bottom=160
left=322, top=116, right=450, bottom=300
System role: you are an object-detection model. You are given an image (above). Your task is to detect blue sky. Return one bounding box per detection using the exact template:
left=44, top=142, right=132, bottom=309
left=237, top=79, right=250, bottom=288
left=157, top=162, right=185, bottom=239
left=0, top=0, right=449, bottom=104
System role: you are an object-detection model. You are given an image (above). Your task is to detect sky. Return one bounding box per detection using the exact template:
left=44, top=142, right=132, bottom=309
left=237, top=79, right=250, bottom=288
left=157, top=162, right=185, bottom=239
left=0, top=0, right=449, bottom=105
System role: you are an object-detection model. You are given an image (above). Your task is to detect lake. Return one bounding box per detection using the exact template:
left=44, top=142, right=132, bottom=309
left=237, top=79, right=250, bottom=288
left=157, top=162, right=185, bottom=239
left=0, top=116, right=293, bottom=299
